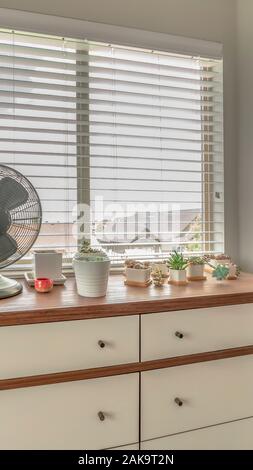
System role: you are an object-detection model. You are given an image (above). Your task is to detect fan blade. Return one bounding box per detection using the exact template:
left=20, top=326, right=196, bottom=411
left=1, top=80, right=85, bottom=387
left=0, top=177, right=29, bottom=212
left=0, top=234, right=17, bottom=263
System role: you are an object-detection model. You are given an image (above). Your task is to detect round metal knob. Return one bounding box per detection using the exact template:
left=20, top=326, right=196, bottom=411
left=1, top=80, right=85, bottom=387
left=98, top=340, right=106, bottom=348
left=174, top=397, right=183, bottom=407
left=175, top=331, right=184, bottom=339
left=98, top=411, right=105, bottom=421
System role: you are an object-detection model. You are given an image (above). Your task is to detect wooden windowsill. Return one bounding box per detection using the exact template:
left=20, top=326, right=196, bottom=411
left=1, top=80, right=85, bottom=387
left=0, top=272, right=253, bottom=327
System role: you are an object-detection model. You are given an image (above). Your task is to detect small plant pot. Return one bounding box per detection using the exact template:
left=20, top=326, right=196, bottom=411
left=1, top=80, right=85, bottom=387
left=186, top=264, right=206, bottom=281
left=125, top=267, right=151, bottom=287
left=169, top=269, right=187, bottom=285
left=152, top=263, right=168, bottom=277
left=73, top=258, right=110, bottom=297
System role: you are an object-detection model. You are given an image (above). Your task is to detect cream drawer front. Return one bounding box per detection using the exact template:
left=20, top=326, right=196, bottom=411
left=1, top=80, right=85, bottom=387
left=141, top=304, right=253, bottom=361
left=141, top=355, right=253, bottom=440
left=0, top=373, right=139, bottom=450
left=141, top=418, right=253, bottom=450
left=0, top=315, right=139, bottom=379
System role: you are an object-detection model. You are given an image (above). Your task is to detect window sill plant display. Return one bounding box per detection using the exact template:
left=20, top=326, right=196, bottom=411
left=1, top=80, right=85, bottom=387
left=167, top=251, right=188, bottom=286
left=124, top=259, right=151, bottom=287
left=151, top=266, right=165, bottom=287
left=73, top=239, right=110, bottom=297
left=186, top=256, right=206, bottom=281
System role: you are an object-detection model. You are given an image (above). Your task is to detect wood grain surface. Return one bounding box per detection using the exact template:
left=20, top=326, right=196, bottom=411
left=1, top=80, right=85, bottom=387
left=0, top=273, right=253, bottom=326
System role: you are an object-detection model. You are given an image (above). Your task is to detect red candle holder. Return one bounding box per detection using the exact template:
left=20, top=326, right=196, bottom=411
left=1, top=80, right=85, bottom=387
left=34, top=278, right=53, bottom=293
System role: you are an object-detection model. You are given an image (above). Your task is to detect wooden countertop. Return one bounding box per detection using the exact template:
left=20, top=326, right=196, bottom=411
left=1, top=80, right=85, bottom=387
left=1, top=272, right=253, bottom=326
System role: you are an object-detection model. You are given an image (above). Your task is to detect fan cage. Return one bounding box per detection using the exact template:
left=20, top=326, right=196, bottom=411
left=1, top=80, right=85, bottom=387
left=0, top=164, right=42, bottom=270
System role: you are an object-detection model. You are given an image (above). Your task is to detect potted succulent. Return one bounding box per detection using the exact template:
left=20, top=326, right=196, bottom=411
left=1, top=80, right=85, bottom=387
left=186, top=256, right=206, bottom=281
left=167, top=251, right=188, bottom=285
left=151, top=266, right=164, bottom=287
left=124, top=259, right=151, bottom=287
left=152, top=260, right=168, bottom=278
left=212, top=264, right=229, bottom=281
left=73, top=239, right=110, bottom=297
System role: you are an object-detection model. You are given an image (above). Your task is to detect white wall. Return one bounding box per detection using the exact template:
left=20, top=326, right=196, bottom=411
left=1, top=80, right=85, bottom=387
left=0, top=1, right=239, bottom=260
left=237, top=0, right=253, bottom=270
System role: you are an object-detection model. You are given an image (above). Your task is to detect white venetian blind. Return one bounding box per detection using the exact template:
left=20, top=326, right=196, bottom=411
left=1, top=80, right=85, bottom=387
left=0, top=30, right=88, bottom=267
left=0, top=29, right=224, bottom=268
left=89, top=42, right=224, bottom=262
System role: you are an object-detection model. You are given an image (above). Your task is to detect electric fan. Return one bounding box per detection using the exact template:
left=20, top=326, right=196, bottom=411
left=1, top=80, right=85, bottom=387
left=0, top=165, right=42, bottom=298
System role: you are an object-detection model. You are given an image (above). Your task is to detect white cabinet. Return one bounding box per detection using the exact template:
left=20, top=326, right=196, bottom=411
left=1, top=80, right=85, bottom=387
left=1, top=302, right=253, bottom=450
left=0, top=315, right=139, bottom=379
left=141, top=418, right=253, bottom=450
left=0, top=373, right=139, bottom=450
left=141, top=355, right=253, bottom=440
left=141, top=304, right=253, bottom=361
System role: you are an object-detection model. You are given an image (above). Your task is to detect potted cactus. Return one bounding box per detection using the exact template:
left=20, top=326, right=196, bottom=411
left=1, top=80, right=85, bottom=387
left=151, top=266, right=165, bottom=287
left=167, top=251, right=188, bottom=285
left=186, top=256, right=206, bottom=281
left=73, top=239, right=110, bottom=297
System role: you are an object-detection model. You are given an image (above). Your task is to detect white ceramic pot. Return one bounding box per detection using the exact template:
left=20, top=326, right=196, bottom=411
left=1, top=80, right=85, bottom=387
left=33, top=250, right=62, bottom=279
left=152, top=263, right=168, bottom=277
left=73, top=258, right=110, bottom=297
left=125, top=267, right=151, bottom=283
left=169, top=269, right=187, bottom=283
left=186, top=264, right=204, bottom=278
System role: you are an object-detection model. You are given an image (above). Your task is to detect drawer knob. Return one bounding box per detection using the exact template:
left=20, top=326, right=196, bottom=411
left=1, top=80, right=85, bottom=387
left=175, top=331, right=184, bottom=339
left=174, top=397, right=183, bottom=407
left=98, top=340, right=106, bottom=348
left=98, top=411, right=105, bottom=421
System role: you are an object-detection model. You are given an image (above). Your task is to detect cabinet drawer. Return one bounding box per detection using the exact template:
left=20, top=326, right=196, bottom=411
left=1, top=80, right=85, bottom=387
left=141, top=355, right=253, bottom=440
left=0, top=315, right=139, bottom=379
left=141, top=304, right=253, bottom=361
left=141, top=418, right=253, bottom=450
left=0, top=373, right=139, bottom=449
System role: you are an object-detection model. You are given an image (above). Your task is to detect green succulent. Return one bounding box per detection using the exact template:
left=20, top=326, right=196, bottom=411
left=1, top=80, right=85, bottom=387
left=74, top=238, right=108, bottom=262
left=212, top=264, right=229, bottom=281
left=187, top=256, right=205, bottom=265
left=167, top=251, right=188, bottom=270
